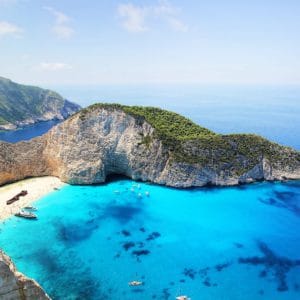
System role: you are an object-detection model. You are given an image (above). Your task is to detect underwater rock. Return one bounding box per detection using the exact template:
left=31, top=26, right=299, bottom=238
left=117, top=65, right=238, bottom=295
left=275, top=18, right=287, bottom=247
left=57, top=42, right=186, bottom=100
left=183, top=268, right=197, bottom=279
left=239, top=241, right=300, bottom=292
left=121, top=230, right=131, bottom=237
left=215, top=262, right=231, bottom=272
left=146, top=232, right=161, bottom=241
left=132, top=249, right=151, bottom=256
left=123, top=242, right=135, bottom=251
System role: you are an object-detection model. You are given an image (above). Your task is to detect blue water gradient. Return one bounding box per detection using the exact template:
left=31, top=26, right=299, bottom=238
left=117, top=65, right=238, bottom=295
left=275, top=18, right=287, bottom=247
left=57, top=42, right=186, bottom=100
left=0, top=179, right=300, bottom=299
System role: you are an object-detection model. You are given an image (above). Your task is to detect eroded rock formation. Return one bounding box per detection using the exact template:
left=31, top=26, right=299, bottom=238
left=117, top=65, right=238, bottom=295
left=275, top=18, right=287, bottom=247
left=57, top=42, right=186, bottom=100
left=0, top=104, right=300, bottom=187
left=0, top=251, right=50, bottom=300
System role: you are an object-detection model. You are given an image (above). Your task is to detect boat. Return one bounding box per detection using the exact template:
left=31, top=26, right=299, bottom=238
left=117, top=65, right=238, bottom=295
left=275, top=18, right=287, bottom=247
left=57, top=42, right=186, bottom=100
left=176, top=296, right=191, bottom=300
left=128, top=281, right=143, bottom=287
left=6, top=196, right=19, bottom=205
left=15, top=210, right=37, bottom=219
left=6, top=190, right=28, bottom=205
left=24, top=206, right=37, bottom=211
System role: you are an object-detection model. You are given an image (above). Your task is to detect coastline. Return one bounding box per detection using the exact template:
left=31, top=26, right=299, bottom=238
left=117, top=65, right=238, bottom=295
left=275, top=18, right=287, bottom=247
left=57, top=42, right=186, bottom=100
left=0, top=176, right=64, bottom=222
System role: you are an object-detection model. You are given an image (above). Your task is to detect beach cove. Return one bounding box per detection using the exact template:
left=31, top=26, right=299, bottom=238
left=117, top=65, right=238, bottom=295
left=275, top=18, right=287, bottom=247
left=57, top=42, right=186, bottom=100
left=0, top=177, right=64, bottom=221
left=0, top=178, right=300, bottom=299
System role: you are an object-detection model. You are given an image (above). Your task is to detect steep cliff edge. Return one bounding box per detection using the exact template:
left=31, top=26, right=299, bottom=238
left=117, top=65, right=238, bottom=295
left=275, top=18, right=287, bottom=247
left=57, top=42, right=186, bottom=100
left=0, top=103, right=300, bottom=187
left=0, top=251, right=50, bottom=300
left=0, top=77, right=80, bottom=130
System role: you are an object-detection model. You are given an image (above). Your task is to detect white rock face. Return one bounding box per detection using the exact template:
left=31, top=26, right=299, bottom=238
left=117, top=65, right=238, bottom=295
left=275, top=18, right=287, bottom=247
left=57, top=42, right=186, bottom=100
left=0, top=106, right=300, bottom=187
left=0, top=251, right=50, bottom=300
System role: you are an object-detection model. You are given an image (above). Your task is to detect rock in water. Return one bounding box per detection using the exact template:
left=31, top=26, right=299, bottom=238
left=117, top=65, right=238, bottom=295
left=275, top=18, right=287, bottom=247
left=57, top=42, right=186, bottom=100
left=0, top=103, right=299, bottom=187
left=0, top=251, right=50, bottom=299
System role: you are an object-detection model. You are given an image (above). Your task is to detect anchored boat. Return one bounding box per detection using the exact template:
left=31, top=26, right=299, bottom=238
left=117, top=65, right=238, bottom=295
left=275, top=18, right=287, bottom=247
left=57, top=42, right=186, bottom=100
left=15, top=210, right=37, bottom=220
left=24, top=206, right=38, bottom=211
left=128, top=281, right=143, bottom=287
left=176, top=296, right=191, bottom=300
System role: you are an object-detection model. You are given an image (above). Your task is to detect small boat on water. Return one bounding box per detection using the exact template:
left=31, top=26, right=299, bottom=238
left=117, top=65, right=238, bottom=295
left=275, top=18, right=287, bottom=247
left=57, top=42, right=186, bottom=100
left=24, top=206, right=37, bottom=211
left=15, top=210, right=37, bottom=220
left=128, top=281, right=143, bottom=287
left=176, top=296, right=191, bottom=300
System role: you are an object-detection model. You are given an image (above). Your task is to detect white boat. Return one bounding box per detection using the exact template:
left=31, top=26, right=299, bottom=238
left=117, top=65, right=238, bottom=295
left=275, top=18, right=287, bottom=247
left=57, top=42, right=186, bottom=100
left=128, top=281, right=143, bottom=287
left=176, top=296, right=191, bottom=300
left=15, top=210, right=37, bottom=219
left=24, top=206, right=37, bottom=211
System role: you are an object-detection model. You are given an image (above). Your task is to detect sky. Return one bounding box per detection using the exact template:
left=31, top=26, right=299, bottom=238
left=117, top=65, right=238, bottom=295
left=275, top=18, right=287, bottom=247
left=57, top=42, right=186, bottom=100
left=0, top=0, right=300, bottom=85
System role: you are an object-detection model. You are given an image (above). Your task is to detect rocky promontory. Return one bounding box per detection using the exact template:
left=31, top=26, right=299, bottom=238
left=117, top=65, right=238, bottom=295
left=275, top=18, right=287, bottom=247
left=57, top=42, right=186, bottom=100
left=0, top=251, right=50, bottom=299
left=0, top=77, right=80, bottom=130
left=0, top=103, right=300, bottom=187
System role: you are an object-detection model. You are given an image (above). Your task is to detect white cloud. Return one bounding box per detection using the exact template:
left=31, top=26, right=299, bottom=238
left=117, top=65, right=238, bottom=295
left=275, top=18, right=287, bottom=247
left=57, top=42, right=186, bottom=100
left=0, top=21, right=22, bottom=37
left=38, top=62, right=72, bottom=71
left=44, top=7, right=74, bottom=39
left=117, top=0, right=188, bottom=33
left=117, top=3, right=148, bottom=32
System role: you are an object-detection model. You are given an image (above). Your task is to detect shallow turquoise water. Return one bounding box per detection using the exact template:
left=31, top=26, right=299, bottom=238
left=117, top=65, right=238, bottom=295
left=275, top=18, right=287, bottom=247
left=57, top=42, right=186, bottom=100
left=0, top=179, right=300, bottom=299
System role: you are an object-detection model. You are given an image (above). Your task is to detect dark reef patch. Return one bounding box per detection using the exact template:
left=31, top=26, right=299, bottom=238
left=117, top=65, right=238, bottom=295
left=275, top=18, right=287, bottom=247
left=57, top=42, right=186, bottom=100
left=57, top=219, right=99, bottom=244
left=132, top=249, right=151, bottom=257
left=121, top=230, right=131, bottom=237
left=183, top=268, right=197, bottom=279
left=102, top=203, right=143, bottom=224
left=30, top=247, right=104, bottom=299
left=162, top=288, right=171, bottom=299
left=123, top=241, right=135, bottom=251
left=259, top=189, right=300, bottom=216
left=239, top=241, right=300, bottom=292
left=146, top=231, right=161, bottom=241
left=215, top=262, right=232, bottom=272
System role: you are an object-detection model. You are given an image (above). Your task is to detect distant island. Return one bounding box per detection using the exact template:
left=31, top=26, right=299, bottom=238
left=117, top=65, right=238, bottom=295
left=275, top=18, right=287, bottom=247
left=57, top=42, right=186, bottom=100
left=0, top=77, right=80, bottom=130
left=1, top=103, right=299, bottom=187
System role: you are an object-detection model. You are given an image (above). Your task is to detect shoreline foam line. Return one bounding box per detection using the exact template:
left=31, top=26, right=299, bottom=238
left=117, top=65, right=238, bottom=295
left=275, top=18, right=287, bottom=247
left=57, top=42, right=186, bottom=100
left=0, top=176, right=65, bottom=222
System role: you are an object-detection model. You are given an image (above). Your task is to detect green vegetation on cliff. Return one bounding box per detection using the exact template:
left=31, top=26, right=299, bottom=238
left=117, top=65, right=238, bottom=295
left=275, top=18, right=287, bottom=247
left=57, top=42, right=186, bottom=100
left=78, top=103, right=300, bottom=174
left=79, top=103, right=215, bottom=139
left=0, top=76, right=80, bottom=127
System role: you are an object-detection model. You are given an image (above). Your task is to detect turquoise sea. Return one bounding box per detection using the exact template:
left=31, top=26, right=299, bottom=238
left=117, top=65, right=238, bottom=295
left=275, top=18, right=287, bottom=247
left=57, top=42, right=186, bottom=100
left=0, top=85, right=300, bottom=299
left=0, top=178, right=300, bottom=299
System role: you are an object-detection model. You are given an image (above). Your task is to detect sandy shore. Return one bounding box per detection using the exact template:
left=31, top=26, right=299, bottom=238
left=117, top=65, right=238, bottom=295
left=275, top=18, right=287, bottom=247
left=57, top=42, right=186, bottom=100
left=0, top=176, right=65, bottom=221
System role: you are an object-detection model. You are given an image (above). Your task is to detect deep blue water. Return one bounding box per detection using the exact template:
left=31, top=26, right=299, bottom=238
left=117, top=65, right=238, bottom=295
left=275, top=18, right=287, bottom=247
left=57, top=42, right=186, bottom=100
left=0, top=120, right=61, bottom=143
left=0, top=179, right=300, bottom=299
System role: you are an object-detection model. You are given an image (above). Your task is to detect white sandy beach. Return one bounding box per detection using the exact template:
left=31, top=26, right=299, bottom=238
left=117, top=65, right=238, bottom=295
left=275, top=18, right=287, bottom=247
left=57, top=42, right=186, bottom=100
left=0, top=176, right=64, bottom=221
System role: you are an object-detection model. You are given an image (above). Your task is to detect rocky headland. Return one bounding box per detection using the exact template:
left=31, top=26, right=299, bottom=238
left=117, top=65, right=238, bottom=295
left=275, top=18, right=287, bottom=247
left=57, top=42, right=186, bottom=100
left=0, top=77, right=80, bottom=130
left=0, top=251, right=50, bottom=300
left=0, top=103, right=300, bottom=299
left=0, top=103, right=300, bottom=187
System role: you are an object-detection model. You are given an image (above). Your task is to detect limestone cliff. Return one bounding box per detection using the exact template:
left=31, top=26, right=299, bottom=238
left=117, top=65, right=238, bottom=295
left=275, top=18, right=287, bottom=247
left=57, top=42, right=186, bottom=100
left=0, top=251, right=50, bottom=300
left=0, top=104, right=300, bottom=187
left=0, top=77, right=80, bottom=130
